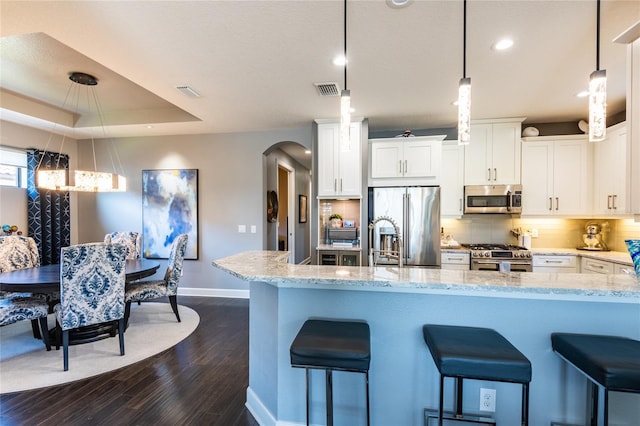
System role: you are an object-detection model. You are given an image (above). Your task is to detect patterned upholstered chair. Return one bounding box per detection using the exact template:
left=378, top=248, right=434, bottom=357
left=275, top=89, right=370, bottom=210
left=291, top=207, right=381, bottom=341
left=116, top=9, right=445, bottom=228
left=54, top=243, right=127, bottom=371
left=104, top=231, right=142, bottom=260
left=0, top=296, right=51, bottom=351
left=0, top=235, right=43, bottom=317
left=124, top=234, right=188, bottom=328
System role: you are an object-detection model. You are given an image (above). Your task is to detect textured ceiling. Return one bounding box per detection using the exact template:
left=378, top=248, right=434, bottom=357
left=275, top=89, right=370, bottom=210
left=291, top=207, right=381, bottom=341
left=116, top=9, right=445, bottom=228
left=1, top=0, right=639, bottom=143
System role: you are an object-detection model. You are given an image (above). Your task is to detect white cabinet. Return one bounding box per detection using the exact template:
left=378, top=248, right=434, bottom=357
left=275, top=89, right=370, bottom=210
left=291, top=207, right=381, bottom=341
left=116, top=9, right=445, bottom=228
left=441, top=141, right=464, bottom=217
left=581, top=257, right=635, bottom=275
left=521, top=136, right=592, bottom=216
left=581, top=257, right=614, bottom=274
left=593, top=122, right=630, bottom=215
left=533, top=255, right=578, bottom=273
left=441, top=251, right=470, bottom=270
left=464, top=119, right=523, bottom=185
left=317, top=121, right=362, bottom=198
left=368, top=135, right=445, bottom=186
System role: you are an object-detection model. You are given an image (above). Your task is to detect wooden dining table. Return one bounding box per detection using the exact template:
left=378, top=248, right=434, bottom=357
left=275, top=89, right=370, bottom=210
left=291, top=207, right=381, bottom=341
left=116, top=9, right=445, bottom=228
left=0, top=259, right=160, bottom=344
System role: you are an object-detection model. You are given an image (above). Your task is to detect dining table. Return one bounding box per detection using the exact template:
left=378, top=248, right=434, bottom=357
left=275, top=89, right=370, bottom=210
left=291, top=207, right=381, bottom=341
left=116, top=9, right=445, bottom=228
left=0, top=259, right=160, bottom=344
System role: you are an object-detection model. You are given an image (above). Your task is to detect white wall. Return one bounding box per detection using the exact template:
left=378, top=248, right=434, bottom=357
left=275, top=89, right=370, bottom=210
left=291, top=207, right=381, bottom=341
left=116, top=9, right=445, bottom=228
left=75, top=128, right=312, bottom=295
left=0, top=120, right=79, bottom=242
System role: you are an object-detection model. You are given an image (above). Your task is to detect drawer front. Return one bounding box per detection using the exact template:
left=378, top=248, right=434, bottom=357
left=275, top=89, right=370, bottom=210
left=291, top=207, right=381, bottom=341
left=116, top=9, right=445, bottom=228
left=441, top=253, right=470, bottom=265
left=581, top=258, right=613, bottom=274
left=533, top=255, right=577, bottom=268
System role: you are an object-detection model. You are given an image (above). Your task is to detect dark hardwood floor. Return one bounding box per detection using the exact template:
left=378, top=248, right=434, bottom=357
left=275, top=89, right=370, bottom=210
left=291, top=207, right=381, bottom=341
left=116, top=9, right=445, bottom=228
left=0, top=297, right=259, bottom=426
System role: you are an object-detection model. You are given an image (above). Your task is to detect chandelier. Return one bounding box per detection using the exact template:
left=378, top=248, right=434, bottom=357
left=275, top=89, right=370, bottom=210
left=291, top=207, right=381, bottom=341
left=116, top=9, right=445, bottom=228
left=37, top=72, right=127, bottom=192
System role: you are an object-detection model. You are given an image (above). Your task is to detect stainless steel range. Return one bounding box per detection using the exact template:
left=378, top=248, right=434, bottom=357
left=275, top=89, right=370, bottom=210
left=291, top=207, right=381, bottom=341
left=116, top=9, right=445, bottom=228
left=461, top=243, right=532, bottom=272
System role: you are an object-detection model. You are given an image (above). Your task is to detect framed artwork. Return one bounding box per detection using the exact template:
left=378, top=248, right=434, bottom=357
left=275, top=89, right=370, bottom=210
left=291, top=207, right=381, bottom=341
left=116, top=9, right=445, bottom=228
left=142, top=169, right=198, bottom=260
left=298, top=194, right=307, bottom=223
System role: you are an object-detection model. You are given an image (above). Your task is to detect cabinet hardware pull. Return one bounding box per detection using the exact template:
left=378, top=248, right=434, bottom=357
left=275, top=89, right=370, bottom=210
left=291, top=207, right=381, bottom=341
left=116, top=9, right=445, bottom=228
left=545, top=260, right=563, bottom=264
left=340, top=179, right=343, bottom=192
left=399, top=160, right=402, bottom=174
left=459, top=198, right=462, bottom=212
left=404, top=160, right=408, bottom=174
left=549, top=197, right=553, bottom=211
left=494, top=168, right=497, bottom=181
left=487, top=168, right=491, bottom=181
left=334, top=179, right=337, bottom=192
left=613, top=194, right=617, bottom=210
left=555, top=197, right=559, bottom=211
left=608, top=195, right=612, bottom=209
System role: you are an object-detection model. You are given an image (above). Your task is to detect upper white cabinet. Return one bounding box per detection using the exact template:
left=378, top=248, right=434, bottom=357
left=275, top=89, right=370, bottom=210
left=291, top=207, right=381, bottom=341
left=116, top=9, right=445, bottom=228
left=521, top=135, right=592, bottom=216
left=464, top=119, right=524, bottom=185
left=441, top=141, right=465, bottom=217
left=593, top=122, right=630, bottom=215
left=368, top=135, right=445, bottom=187
left=317, top=121, right=362, bottom=198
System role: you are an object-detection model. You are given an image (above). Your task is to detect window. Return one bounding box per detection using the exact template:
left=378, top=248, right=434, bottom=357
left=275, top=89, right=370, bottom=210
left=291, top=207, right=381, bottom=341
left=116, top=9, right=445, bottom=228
left=0, top=147, right=27, bottom=188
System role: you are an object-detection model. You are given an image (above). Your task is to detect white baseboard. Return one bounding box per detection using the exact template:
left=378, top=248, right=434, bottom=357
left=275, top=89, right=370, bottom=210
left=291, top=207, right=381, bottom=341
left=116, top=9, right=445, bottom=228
left=177, top=287, right=249, bottom=299
left=246, top=387, right=302, bottom=426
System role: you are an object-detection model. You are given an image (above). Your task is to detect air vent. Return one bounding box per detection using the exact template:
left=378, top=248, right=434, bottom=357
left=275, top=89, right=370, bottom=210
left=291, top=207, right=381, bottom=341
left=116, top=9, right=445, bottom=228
left=314, top=82, right=341, bottom=97
left=176, top=85, right=201, bottom=98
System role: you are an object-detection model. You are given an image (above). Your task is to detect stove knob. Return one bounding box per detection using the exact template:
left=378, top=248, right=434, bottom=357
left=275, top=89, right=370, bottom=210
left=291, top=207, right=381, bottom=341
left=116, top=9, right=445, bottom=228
left=483, top=251, right=490, bottom=258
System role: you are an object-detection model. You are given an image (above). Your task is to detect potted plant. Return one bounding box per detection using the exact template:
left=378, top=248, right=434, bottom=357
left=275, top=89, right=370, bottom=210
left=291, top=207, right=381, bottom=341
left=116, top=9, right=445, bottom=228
left=329, top=213, right=343, bottom=228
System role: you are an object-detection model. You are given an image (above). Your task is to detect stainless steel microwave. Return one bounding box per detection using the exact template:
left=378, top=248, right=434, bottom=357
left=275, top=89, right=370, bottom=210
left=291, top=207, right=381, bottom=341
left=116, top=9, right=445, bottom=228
left=464, top=184, right=522, bottom=214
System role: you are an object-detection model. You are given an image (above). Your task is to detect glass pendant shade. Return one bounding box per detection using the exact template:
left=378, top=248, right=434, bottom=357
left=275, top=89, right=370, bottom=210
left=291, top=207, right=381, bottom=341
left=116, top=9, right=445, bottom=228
left=38, top=169, right=126, bottom=192
left=588, top=69, right=607, bottom=142
left=457, top=78, right=471, bottom=145
left=340, top=89, right=351, bottom=151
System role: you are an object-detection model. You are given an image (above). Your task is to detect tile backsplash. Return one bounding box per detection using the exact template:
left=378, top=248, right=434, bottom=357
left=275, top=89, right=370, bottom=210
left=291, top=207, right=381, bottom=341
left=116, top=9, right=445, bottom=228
left=441, top=216, right=640, bottom=252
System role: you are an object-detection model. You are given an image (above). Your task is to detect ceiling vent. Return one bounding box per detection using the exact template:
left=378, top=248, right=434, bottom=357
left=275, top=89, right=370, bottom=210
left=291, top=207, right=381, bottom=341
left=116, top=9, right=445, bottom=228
left=314, top=82, right=341, bottom=97
left=176, top=85, right=201, bottom=97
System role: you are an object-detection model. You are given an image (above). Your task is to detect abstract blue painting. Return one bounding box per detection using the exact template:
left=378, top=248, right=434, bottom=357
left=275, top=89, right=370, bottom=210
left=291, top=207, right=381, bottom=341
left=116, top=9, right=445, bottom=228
left=142, top=169, right=198, bottom=259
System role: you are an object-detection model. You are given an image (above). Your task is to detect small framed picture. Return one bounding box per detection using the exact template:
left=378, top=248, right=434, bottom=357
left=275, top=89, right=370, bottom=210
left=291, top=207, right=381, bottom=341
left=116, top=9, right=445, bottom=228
left=298, top=195, right=307, bottom=223
left=343, top=219, right=355, bottom=228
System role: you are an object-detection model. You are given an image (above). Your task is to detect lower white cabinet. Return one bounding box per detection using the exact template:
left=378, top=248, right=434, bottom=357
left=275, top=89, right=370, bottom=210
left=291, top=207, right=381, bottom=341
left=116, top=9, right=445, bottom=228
left=581, top=257, right=613, bottom=274
left=581, top=257, right=635, bottom=275
left=441, top=251, right=470, bottom=270
left=533, top=255, right=578, bottom=273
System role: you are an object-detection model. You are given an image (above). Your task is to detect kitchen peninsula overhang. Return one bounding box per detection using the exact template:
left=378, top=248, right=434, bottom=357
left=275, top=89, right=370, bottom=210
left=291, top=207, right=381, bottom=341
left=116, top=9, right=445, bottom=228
left=212, top=250, right=640, bottom=302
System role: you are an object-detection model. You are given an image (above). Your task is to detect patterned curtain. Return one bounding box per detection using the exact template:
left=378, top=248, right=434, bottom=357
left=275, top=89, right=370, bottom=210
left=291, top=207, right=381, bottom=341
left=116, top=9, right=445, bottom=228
left=26, top=150, right=71, bottom=265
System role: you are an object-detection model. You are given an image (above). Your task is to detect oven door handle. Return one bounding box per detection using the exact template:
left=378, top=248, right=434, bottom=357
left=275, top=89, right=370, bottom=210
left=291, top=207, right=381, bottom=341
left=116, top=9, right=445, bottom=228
left=473, top=260, right=531, bottom=266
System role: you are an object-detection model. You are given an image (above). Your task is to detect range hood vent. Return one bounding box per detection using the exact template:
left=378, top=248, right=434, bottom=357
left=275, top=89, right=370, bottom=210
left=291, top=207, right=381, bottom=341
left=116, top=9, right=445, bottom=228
left=314, top=82, right=340, bottom=97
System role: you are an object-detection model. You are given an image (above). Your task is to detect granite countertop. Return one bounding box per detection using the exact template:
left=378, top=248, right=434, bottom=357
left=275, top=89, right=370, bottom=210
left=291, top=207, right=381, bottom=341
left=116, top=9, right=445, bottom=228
left=213, top=251, right=640, bottom=302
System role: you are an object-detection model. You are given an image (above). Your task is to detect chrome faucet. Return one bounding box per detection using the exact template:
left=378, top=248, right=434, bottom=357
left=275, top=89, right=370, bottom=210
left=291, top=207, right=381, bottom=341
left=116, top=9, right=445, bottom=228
left=368, top=216, right=403, bottom=268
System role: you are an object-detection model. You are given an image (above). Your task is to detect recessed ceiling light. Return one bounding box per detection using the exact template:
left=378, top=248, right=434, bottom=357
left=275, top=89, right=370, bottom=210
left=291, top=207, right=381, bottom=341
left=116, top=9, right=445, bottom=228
left=333, top=55, right=346, bottom=66
left=304, top=150, right=311, bottom=155
left=576, top=90, right=590, bottom=98
left=146, top=125, right=153, bottom=129
left=492, top=38, right=514, bottom=51
left=387, top=0, right=412, bottom=8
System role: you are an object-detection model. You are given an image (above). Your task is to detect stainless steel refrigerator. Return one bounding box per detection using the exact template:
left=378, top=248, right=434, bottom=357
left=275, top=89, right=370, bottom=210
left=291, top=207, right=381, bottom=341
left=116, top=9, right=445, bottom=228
left=368, top=186, right=440, bottom=267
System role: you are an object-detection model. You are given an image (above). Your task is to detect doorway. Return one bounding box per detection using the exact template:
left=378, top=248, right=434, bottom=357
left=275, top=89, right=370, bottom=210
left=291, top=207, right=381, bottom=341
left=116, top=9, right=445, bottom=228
left=277, top=162, right=295, bottom=263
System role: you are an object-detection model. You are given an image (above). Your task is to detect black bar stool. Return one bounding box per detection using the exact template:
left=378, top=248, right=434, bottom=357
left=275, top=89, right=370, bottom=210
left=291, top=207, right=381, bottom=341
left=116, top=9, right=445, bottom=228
left=423, top=324, right=532, bottom=426
left=290, top=319, right=371, bottom=426
left=551, top=333, right=640, bottom=426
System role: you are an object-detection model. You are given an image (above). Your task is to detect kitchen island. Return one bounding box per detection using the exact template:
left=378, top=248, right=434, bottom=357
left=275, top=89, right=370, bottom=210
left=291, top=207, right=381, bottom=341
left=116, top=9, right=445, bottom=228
left=212, top=251, right=640, bottom=426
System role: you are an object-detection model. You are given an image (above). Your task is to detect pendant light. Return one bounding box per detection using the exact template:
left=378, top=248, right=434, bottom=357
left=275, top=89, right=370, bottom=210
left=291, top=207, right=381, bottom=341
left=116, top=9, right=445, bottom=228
left=340, top=0, right=351, bottom=152
left=457, top=0, right=471, bottom=145
left=588, top=0, right=606, bottom=142
left=37, top=72, right=127, bottom=192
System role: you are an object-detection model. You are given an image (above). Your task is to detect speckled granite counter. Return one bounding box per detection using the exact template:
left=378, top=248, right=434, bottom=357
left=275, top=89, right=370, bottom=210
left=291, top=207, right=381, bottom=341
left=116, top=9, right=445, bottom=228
left=213, top=250, right=639, bottom=301
left=212, top=251, right=640, bottom=426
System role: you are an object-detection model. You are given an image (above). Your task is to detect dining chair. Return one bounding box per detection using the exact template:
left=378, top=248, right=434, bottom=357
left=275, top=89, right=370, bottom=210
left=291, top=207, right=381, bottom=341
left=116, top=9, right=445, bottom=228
left=1, top=296, right=51, bottom=351
left=124, top=234, right=188, bottom=328
left=54, top=242, right=127, bottom=371
left=0, top=235, right=40, bottom=273
left=104, top=231, right=142, bottom=260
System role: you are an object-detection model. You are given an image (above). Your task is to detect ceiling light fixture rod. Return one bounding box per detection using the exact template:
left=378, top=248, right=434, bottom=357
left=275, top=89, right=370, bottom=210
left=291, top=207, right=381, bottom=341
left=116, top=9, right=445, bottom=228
left=596, top=0, right=601, bottom=71
left=463, top=0, right=467, bottom=79
left=343, top=0, right=348, bottom=91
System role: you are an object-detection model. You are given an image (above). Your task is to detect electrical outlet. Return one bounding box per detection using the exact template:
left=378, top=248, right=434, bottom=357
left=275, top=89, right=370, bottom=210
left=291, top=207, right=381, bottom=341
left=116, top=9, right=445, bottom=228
left=238, top=225, right=246, bottom=233
left=479, top=388, right=496, bottom=412
left=530, top=228, right=539, bottom=238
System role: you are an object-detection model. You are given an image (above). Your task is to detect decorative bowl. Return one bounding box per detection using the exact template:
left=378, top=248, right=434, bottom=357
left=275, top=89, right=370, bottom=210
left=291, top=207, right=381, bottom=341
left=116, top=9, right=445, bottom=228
left=625, top=239, right=640, bottom=276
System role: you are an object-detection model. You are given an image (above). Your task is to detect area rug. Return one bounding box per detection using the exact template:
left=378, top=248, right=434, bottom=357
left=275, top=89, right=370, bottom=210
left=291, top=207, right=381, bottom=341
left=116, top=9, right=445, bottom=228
left=0, top=302, right=199, bottom=394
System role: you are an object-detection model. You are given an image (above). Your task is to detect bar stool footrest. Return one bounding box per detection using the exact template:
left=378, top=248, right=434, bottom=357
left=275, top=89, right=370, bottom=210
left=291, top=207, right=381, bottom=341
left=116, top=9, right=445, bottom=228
left=424, top=409, right=496, bottom=426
